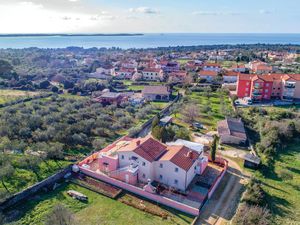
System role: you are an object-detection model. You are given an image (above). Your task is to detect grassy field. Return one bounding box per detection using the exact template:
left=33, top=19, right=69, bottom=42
left=238, top=106, right=300, bottom=224
left=0, top=89, right=39, bottom=104
left=9, top=183, right=194, bottom=225
left=254, top=142, right=300, bottom=224
left=174, top=91, right=233, bottom=131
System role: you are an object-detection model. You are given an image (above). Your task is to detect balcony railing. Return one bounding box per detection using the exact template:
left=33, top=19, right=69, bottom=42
left=284, top=85, right=296, bottom=89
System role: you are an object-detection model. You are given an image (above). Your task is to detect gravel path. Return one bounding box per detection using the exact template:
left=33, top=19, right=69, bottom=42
left=195, top=157, right=249, bottom=225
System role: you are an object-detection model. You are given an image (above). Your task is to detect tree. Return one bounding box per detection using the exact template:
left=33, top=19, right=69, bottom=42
left=242, top=178, right=265, bottom=206
left=39, top=80, right=50, bottom=89
left=182, top=104, right=199, bottom=123
left=45, top=203, right=76, bottom=225
left=210, top=135, right=218, bottom=162
left=92, top=138, right=105, bottom=150
left=151, top=114, right=160, bottom=128
left=175, top=127, right=190, bottom=141
left=232, top=204, right=271, bottom=225
left=0, top=159, right=15, bottom=192
left=152, top=125, right=162, bottom=141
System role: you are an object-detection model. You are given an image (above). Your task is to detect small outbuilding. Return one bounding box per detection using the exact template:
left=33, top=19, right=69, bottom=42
left=217, top=118, right=247, bottom=146
left=242, top=153, right=261, bottom=169
left=159, top=116, right=173, bottom=126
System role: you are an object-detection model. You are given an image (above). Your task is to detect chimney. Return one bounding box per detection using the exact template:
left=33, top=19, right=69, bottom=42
left=187, top=151, right=193, bottom=159
left=136, top=140, right=141, bottom=146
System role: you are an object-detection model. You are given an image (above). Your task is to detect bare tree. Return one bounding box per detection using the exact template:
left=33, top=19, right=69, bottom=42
left=45, top=204, right=76, bottom=225
left=183, top=104, right=199, bottom=123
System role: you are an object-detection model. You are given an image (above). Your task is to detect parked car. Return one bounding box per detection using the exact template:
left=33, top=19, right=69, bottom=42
left=234, top=100, right=241, bottom=105
left=244, top=97, right=253, bottom=105
left=192, top=122, right=204, bottom=129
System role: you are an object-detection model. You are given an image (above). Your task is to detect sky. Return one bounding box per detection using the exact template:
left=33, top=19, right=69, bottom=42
left=0, top=0, right=299, bottom=34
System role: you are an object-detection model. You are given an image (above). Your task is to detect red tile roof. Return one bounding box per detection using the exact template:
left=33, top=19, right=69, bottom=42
left=142, top=86, right=170, bottom=95
left=117, top=136, right=167, bottom=162
left=224, top=71, right=239, bottom=77
left=199, top=70, right=218, bottom=76
left=160, top=145, right=200, bottom=171
left=238, top=73, right=300, bottom=82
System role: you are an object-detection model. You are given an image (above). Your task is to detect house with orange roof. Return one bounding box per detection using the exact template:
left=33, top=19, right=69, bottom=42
left=203, top=62, right=221, bottom=72
left=199, top=70, right=218, bottom=82
left=141, top=68, right=164, bottom=81
left=223, top=71, right=239, bottom=83
left=81, top=135, right=208, bottom=192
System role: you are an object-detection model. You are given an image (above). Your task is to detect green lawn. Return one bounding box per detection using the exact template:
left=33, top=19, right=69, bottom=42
left=0, top=89, right=40, bottom=105
left=8, top=183, right=194, bottom=225
left=254, top=143, right=300, bottom=224
left=175, top=91, right=233, bottom=131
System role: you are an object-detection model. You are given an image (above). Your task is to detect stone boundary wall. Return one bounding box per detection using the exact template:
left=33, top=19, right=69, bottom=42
left=0, top=166, right=71, bottom=211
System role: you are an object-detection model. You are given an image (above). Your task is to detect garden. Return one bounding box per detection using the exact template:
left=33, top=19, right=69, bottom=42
left=4, top=182, right=195, bottom=225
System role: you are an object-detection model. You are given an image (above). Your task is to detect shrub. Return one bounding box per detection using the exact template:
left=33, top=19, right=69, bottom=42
left=242, top=178, right=265, bottom=206
left=278, top=169, right=293, bottom=180
left=232, top=204, right=271, bottom=225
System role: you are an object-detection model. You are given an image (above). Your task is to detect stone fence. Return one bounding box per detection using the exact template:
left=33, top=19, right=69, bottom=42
left=0, top=166, right=71, bottom=211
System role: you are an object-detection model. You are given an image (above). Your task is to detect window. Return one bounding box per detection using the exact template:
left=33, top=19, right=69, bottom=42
left=246, top=82, right=250, bottom=86
left=175, top=168, right=179, bottom=172
left=245, top=88, right=249, bottom=91
left=142, top=162, right=146, bottom=166
left=159, top=175, right=163, bottom=180
left=121, top=155, right=124, bottom=159
left=142, top=174, right=146, bottom=178
left=265, top=89, right=268, bottom=93
left=174, top=179, right=178, bottom=185
left=264, top=95, right=268, bottom=98
left=266, top=83, right=269, bottom=87
left=159, top=163, right=163, bottom=168
left=194, top=166, right=197, bottom=170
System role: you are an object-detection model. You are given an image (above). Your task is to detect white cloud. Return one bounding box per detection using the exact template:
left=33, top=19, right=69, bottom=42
left=259, top=9, right=272, bottom=15
left=129, top=7, right=159, bottom=14
left=0, top=2, right=110, bottom=33
left=192, top=11, right=240, bottom=16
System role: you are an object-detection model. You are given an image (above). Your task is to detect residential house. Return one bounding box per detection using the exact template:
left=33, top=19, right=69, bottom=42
left=168, top=71, right=188, bottom=83
left=113, top=68, right=135, bottom=80
left=217, top=118, right=247, bottom=145
left=161, top=61, right=180, bottom=73
left=95, top=136, right=208, bottom=191
left=231, top=64, right=246, bottom=73
left=248, top=61, right=273, bottom=74
left=96, top=92, right=125, bottom=105
left=223, top=71, right=239, bottom=83
left=199, top=70, right=218, bottom=82
left=202, top=62, right=221, bottom=72
left=141, top=68, right=164, bottom=81
left=142, top=86, right=170, bottom=101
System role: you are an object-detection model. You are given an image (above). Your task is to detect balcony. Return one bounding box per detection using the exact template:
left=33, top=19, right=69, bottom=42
left=284, top=84, right=296, bottom=89
left=252, top=91, right=262, bottom=96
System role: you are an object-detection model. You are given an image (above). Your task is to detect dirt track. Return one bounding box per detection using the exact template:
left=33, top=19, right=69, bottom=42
left=195, top=157, right=249, bottom=225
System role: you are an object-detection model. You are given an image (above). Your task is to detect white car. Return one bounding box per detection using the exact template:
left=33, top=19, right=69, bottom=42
left=234, top=100, right=241, bottom=105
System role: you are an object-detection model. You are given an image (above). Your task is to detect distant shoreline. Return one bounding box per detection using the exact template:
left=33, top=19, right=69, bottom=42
left=0, top=33, right=144, bottom=37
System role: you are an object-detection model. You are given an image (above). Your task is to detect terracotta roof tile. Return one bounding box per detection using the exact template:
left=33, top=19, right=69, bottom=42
left=160, top=146, right=200, bottom=171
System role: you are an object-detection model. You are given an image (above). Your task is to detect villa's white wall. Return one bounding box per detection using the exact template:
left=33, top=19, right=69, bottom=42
left=118, top=151, right=154, bottom=183
left=186, top=160, right=198, bottom=188
left=153, top=161, right=187, bottom=191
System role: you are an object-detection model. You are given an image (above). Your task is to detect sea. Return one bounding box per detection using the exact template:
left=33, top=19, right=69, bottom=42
left=0, top=33, right=300, bottom=49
